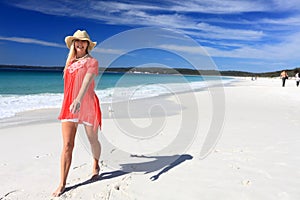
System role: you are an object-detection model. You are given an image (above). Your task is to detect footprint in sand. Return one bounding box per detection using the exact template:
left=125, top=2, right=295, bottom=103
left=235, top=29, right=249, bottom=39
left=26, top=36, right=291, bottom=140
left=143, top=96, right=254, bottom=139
left=241, top=179, right=252, bottom=186
left=35, top=153, right=52, bottom=159
left=100, top=175, right=132, bottom=200
left=73, top=163, right=87, bottom=170
left=229, top=163, right=241, bottom=170
left=100, top=160, right=108, bottom=168
left=0, top=189, right=23, bottom=200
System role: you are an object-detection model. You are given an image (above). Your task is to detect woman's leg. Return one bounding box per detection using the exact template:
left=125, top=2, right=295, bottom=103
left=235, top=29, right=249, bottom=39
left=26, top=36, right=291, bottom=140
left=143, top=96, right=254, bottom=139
left=84, top=125, right=101, bottom=178
left=52, top=122, right=77, bottom=197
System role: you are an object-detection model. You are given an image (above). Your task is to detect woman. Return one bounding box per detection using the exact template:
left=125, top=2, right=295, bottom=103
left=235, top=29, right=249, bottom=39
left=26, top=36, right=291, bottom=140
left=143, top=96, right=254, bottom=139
left=53, top=30, right=102, bottom=197
left=280, top=70, right=288, bottom=87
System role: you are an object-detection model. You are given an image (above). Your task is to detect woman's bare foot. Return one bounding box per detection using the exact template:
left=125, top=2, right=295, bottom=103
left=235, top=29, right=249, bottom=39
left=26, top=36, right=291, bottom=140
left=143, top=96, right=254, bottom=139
left=91, top=163, right=100, bottom=180
left=52, top=185, right=65, bottom=197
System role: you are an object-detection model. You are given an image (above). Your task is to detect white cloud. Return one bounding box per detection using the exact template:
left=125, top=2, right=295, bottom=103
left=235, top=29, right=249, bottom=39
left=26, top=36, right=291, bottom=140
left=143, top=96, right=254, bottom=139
left=9, top=0, right=290, bottom=41
left=91, top=1, right=164, bottom=12
left=270, top=0, right=300, bottom=11
left=133, top=18, right=300, bottom=66
left=6, top=0, right=300, bottom=69
left=158, top=44, right=207, bottom=55
left=0, top=36, right=64, bottom=48
left=169, top=0, right=268, bottom=14
left=170, top=0, right=300, bottom=13
left=196, top=38, right=245, bottom=49
left=8, top=1, right=300, bottom=37
left=260, top=16, right=300, bottom=26
left=195, top=22, right=264, bottom=41
left=205, top=31, right=300, bottom=61
left=93, top=47, right=125, bottom=55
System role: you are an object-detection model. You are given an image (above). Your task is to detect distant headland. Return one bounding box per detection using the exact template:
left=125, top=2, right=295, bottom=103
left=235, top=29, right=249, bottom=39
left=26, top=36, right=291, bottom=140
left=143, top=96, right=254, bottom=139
left=0, top=64, right=299, bottom=77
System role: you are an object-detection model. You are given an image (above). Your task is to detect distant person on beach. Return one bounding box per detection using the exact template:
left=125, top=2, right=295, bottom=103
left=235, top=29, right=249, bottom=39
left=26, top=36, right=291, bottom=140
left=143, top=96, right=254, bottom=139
left=295, top=71, right=300, bottom=87
left=53, top=30, right=102, bottom=197
left=280, top=70, right=288, bottom=87
left=251, top=76, right=257, bottom=81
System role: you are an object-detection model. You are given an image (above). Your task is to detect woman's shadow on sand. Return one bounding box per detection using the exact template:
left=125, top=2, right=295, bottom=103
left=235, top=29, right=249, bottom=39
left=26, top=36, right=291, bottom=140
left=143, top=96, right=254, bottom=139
left=101, top=154, right=193, bottom=181
left=64, top=154, right=193, bottom=193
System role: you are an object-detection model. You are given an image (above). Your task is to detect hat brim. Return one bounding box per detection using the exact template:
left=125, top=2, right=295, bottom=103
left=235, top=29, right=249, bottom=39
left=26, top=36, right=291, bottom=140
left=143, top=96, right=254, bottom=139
left=65, top=36, right=97, bottom=51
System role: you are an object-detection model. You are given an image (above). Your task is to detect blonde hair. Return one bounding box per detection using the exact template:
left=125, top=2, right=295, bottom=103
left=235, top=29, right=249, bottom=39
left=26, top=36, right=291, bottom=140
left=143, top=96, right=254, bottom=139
left=63, top=40, right=90, bottom=76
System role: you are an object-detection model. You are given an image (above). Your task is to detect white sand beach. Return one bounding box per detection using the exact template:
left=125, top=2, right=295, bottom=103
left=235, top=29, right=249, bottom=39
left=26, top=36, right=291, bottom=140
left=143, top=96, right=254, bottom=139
left=1, top=77, right=300, bottom=199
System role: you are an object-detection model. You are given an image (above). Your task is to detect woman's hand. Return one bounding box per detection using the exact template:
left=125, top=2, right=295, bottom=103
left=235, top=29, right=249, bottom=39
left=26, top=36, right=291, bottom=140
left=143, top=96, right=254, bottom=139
left=69, top=99, right=81, bottom=114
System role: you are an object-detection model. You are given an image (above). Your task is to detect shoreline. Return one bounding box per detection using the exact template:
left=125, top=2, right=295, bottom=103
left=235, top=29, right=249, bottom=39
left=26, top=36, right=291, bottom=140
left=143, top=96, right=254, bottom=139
left=1, top=76, right=288, bottom=130
left=0, top=77, right=236, bottom=129
left=0, top=74, right=234, bottom=121
left=0, top=76, right=292, bottom=130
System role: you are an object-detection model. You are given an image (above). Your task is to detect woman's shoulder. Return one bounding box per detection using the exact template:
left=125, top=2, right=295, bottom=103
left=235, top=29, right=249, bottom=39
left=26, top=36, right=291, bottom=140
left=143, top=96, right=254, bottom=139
left=86, top=56, right=98, bottom=64
left=84, top=56, right=99, bottom=72
left=87, top=56, right=98, bottom=61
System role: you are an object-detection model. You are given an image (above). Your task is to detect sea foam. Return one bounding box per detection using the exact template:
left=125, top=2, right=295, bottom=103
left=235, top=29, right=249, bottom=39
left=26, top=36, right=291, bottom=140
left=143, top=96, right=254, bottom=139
left=0, top=79, right=234, bottom=119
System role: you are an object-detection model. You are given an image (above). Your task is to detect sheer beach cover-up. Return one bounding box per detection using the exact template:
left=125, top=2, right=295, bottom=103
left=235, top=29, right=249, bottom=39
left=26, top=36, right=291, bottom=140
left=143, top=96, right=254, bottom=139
left=58, top=57, right=102, bottom=130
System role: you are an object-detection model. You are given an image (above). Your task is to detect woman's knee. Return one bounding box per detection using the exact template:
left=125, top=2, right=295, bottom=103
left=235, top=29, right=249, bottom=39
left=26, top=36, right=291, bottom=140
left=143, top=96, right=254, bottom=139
left=87, top=134, right=100, bottom=146
left=85, top=126, right=98, bottom=138
left=61, top=122, right=77, bottom=152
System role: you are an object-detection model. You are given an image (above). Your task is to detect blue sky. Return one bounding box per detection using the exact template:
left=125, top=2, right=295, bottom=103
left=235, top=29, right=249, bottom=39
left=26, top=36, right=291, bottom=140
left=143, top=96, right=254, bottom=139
left=1, top=0, right=300, bottom=72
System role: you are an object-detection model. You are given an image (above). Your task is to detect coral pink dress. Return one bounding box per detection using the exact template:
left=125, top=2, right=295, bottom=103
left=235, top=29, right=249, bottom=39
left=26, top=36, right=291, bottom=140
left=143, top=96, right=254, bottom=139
left=58, top=56, right=102, bottom=130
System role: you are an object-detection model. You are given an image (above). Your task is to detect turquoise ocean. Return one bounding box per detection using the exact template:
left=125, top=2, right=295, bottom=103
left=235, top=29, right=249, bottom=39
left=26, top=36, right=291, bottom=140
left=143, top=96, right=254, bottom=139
left=0, top=69, right=234, bottom=119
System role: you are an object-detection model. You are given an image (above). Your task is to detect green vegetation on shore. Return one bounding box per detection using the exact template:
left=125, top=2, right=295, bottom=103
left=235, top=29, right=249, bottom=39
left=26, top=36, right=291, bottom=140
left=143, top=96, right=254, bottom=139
left=1, top=64, right=299, bottom=77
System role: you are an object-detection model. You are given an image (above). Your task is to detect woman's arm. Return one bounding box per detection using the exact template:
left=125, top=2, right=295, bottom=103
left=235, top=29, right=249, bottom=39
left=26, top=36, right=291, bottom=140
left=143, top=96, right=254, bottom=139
left=69, top=72, right=96, bottom=114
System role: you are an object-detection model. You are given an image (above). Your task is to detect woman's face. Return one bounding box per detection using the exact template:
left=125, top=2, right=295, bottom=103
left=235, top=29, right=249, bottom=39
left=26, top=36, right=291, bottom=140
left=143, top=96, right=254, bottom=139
left=74, top=39, right=89, bottom=54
